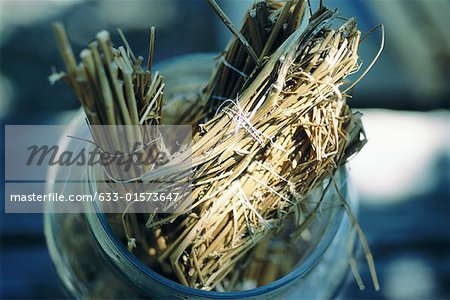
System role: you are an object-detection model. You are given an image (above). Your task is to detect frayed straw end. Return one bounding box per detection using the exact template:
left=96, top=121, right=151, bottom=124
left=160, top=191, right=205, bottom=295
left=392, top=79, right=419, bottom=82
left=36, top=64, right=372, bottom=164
left=48, top=69, right=66, bottom=85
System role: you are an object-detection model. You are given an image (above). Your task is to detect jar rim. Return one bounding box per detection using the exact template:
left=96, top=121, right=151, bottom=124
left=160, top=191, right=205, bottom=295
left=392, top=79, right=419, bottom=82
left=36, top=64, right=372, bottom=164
left=86, top=165, right=347, bottom=298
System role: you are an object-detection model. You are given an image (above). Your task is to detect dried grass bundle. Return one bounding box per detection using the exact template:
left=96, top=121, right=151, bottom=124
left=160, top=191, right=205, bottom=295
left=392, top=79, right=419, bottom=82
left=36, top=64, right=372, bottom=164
left=52, top=0, right=378, bottom=292
left=144, top=2, right=368, bottom=290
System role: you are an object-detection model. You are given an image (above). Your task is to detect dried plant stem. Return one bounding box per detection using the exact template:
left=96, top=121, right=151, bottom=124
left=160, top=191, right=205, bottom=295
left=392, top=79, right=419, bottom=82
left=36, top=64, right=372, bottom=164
left=332, top=177, right=380, bottom=291
left=207, top=0, right=260, bottom=65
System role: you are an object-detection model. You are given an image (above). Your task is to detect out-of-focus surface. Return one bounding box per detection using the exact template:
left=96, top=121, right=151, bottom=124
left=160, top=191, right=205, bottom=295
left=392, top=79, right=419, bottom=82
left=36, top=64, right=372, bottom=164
left=341, top=109, right=450, bottom=299
left=1, top=0, right=449, bottom=299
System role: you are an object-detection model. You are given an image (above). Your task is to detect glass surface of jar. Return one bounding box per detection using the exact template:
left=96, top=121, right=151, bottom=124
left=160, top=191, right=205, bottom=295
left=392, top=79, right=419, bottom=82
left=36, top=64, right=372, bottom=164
left=44, top=54, right=358, bottom=300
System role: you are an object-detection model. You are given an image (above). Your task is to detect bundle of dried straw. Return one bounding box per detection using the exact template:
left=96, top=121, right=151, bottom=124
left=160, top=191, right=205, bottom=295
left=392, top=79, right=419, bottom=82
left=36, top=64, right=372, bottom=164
left=52, top=0, right=378, bottom=292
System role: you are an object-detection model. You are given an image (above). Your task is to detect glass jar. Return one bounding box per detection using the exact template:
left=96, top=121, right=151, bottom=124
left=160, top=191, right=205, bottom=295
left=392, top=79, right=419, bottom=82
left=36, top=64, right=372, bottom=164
left=44, top=54, right=358, bottom=299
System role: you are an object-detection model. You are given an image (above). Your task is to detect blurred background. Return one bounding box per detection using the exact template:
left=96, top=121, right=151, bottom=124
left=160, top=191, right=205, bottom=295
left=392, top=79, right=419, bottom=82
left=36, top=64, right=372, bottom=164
left=0, top=0, right=449, bottom=299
